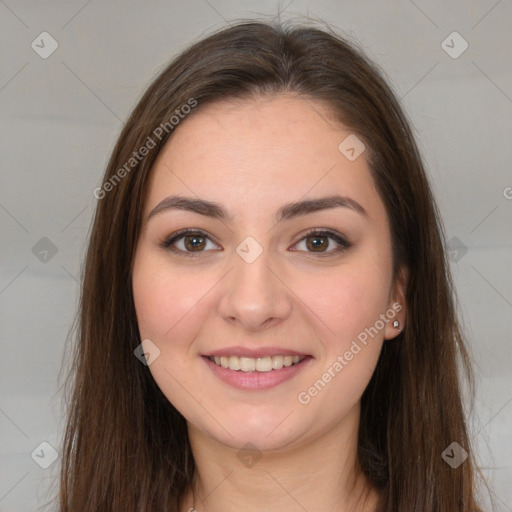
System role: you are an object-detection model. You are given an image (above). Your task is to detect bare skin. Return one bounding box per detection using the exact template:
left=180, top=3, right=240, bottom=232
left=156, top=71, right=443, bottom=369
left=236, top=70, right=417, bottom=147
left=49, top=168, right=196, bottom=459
left=132, top=93, right=406, bottom=512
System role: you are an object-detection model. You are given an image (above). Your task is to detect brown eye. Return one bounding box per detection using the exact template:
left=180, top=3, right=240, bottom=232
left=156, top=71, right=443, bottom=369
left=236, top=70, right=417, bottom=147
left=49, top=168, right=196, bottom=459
left=305, top=235, right=330, bottom=252
left=183, top=234, right=206, bottom=251
left=291, top=229, right=351, bottom=256
left=161, top=229, right=220, bottom=256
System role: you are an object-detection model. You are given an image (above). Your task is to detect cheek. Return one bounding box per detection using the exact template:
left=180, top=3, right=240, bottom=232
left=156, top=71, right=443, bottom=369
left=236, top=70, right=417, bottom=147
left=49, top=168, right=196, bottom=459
left=297, top=260, right=392, bottom=342
left=132, top=249, right=207, bottom=344
left=131, top=248, right=209, bottom=415
left=292, top=265, right=390, bottom=416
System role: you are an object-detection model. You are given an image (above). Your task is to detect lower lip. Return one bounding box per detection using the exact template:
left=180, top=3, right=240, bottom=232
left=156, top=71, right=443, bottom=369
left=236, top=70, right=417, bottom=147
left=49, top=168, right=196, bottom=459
left=202, top=356, right=312, bottom=390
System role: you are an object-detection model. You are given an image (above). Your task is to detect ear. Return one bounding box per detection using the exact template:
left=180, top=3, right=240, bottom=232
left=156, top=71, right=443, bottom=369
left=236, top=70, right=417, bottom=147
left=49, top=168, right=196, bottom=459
left=383, top=266, right=408, bottom=340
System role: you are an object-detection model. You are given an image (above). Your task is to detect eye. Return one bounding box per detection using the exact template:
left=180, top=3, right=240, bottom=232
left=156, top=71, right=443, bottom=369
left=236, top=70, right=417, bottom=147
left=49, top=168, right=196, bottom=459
left=160, top=229, right=220, bottom=257
left=160, top=228, right=351, bottom=258
left=290, top=229, right=351, bottom=256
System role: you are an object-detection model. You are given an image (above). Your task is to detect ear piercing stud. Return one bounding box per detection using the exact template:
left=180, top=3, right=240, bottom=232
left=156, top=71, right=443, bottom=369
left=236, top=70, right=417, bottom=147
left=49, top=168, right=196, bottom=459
left=393, top=320, right=401, bottom=332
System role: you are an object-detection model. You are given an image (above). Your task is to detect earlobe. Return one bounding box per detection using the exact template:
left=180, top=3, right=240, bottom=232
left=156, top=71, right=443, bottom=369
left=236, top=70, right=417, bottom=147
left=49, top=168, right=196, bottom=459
left=384, top=305, right=404, bottom=340
left=384, top=266, right=408, bottom=340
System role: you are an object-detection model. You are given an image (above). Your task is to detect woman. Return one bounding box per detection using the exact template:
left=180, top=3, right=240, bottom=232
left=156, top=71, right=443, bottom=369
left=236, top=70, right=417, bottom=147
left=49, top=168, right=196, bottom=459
left=56, top=20, right=488, bottom=512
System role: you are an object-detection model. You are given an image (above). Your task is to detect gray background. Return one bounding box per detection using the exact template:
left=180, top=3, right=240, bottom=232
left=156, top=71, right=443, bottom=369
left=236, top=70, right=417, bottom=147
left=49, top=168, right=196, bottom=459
left=1, top=1, right=511, bottom=511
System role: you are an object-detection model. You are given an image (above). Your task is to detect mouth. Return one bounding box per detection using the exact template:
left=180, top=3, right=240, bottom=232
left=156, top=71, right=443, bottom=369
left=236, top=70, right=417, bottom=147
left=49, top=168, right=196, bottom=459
left=207, top=354, right=306, bottom=372
left=202, top=352, right=312, bottom=391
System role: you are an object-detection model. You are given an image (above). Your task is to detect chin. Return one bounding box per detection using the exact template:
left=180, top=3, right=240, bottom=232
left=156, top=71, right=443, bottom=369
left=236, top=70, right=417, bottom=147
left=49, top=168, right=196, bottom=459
left=189, top=407, right=312, bottom=453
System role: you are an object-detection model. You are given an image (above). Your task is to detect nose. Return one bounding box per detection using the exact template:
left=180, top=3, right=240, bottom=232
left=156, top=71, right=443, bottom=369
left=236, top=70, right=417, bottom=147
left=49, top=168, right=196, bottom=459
left=217, top=245, right=293, bottom=331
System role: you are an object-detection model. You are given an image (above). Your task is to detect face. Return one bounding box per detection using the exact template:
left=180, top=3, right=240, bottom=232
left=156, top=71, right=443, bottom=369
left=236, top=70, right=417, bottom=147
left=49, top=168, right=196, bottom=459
left=132, top=94, right=405, bottom=452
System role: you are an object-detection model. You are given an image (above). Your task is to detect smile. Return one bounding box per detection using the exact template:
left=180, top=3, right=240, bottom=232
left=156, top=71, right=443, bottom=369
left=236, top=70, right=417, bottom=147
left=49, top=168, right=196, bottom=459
left=203, top=353, right=312, bottom=391
left=208, top=355, right=305, bottom=372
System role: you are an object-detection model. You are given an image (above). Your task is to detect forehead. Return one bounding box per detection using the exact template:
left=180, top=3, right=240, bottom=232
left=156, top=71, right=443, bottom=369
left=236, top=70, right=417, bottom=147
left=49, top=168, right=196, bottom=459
left=157, top=94, right=347, bottom=169
left=144, top=94, right=381, bottom=220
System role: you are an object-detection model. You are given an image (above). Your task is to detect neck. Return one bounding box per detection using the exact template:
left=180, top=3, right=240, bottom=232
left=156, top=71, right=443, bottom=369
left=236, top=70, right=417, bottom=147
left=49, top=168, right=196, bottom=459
left=179, top=402, right=381, bottom=512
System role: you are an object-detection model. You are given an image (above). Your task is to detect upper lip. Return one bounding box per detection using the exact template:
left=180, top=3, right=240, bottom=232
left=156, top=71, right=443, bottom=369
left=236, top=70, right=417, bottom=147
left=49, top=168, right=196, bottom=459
left=203, top=346, right=310, bottom=358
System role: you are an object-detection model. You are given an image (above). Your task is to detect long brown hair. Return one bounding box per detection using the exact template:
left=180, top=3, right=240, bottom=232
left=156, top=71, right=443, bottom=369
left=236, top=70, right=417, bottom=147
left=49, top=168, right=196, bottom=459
left=53, top=19, right=488, bottom=511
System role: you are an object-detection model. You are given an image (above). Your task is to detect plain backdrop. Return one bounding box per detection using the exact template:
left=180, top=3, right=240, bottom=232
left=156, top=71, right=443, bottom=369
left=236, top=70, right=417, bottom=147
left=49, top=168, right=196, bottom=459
left=1, top=1, right=511, bottom=511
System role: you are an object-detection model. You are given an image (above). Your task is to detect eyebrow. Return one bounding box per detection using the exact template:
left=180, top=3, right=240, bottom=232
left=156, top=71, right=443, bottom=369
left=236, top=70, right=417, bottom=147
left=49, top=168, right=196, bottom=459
left=146, top=194, right=369, bottom=224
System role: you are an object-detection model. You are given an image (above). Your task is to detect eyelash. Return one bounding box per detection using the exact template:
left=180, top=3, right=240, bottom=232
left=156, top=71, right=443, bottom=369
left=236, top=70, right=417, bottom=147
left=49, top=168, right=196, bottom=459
left=159, top=228, right=352, bottom=258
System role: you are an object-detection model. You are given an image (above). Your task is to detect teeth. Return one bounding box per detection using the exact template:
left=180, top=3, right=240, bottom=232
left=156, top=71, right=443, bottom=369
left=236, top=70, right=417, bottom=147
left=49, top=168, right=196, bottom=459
left=229, top=356, right=240, bottom=370
left=209, top=354, right=305, bottom=372
left=240, top=357, right=256, bottom=371
left=255, top=357, right=272, bottom=372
